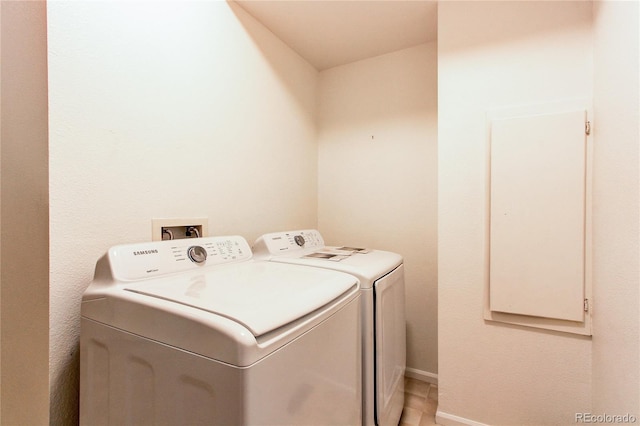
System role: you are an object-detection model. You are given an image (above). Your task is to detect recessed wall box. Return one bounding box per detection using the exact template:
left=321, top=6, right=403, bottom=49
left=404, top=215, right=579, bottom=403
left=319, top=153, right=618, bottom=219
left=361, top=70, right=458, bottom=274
left=152, top=218, right=209, bottom=241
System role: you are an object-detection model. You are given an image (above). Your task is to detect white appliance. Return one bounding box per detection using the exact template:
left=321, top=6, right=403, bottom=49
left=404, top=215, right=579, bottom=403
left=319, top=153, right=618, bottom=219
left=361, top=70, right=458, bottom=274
left=253, top=230, right=406, bottom=426
left=80, top=235, right=362, bottom=426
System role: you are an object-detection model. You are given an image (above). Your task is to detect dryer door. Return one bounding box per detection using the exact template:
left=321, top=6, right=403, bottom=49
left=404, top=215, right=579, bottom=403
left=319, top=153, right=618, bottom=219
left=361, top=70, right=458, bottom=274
left=374, top=264, right=406, bottom=426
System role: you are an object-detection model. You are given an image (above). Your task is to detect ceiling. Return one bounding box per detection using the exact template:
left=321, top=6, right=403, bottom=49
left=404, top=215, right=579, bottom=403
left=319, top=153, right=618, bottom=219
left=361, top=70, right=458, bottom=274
left=234, top=0, right=438, bottom=71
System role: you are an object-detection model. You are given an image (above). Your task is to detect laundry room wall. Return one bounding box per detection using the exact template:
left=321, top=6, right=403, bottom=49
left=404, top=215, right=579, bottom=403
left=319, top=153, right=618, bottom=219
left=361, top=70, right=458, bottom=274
left=438, top=2, right=594, bottom=424
left=0, top=1, right=50, bottom=424
left=47, top=1, right=318, bottom=423
left=591, top=0, right=639, bottom=416
left=317, top=43, right=438, bottom=380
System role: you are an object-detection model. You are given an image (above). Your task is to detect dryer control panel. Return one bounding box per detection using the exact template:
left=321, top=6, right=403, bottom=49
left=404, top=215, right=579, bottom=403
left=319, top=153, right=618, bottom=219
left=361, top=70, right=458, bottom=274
left=253, top=229, right=324, bottom=254
left=253, top=230, right=372, bottom=262
left=103, top=236, right=252, bottom=282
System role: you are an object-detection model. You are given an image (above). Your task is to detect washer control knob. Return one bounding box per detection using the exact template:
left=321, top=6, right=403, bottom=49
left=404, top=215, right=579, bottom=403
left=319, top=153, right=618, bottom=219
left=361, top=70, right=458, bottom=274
left=294, top=235, right=305, bottom=247
left=187, top=246, right=207, bottom=264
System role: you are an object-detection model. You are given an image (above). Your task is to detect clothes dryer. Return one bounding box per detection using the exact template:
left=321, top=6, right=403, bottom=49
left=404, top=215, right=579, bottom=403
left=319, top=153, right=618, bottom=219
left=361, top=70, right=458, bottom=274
left=253, top=230, right=406, bottom=426
left=80, top=235, right=361, bottom=426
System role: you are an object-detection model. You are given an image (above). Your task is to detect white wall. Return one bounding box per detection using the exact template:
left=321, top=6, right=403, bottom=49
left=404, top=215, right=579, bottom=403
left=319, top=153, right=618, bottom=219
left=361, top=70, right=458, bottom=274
left=47, top=1, right=318, bottom=423
left=317, top=43, right=438, bottom=379
left=438, top=2, right=593, bottom=424
left=592, top=0, right=639, bottom=417
left=0, top=1, right=50, bottom=424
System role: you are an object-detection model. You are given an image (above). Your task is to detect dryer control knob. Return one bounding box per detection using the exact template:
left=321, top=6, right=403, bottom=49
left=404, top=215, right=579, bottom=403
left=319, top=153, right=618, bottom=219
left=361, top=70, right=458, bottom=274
left=187, top=246, right=207, bottom=264
left=294, top=235, right=306, bottom=247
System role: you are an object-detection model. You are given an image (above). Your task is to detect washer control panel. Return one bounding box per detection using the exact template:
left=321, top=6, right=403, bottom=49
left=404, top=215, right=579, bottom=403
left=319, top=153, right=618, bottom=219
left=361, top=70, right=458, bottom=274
left=253, top=229, right=324, bottom=255
left=107, top=235, right=251, bottom=281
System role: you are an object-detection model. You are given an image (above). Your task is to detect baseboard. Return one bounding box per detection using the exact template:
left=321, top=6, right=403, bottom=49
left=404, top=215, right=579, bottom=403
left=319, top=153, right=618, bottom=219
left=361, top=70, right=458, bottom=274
left=404, top=367, right=438, bottom=384
left=435, top=410, right=490, bottom=426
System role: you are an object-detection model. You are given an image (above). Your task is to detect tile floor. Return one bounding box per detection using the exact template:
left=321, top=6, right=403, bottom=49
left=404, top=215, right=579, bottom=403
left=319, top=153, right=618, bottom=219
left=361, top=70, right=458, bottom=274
left=399, top=377, right=439, bottom=426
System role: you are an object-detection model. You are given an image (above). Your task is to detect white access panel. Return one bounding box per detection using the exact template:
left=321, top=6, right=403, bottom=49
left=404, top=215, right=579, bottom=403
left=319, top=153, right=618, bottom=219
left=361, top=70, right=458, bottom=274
left=489, top=110, right=586, bottom=321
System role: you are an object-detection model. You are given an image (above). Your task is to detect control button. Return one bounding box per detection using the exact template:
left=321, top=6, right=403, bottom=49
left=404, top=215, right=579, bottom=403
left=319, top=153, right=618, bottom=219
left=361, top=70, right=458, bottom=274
left=294, top=235, right=306, bottom=247
left=187, top=246, right=208, bottom=264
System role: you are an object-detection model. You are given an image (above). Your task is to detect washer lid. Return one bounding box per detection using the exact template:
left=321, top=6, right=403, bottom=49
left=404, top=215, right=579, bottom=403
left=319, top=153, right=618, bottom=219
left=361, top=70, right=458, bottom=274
left=123, top=261, right=358, bottom=337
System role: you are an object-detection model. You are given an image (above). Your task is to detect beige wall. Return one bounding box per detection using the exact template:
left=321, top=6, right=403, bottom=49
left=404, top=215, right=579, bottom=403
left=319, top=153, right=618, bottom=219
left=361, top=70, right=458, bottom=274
left=592, top=0, right=639, bottom=416
left=0, top=1, right=50, bottom=424
left=317, top=43, right=438, bottom=379
left=437, top=2, right=594, bottom=424
left=47, top=1, right=318, bottom=423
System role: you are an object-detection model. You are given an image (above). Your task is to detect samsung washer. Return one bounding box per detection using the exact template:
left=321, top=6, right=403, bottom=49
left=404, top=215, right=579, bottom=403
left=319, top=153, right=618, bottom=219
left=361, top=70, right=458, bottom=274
left=253, top=229, right=406, bottom=426
left=80, top=235, right=362, bottom=425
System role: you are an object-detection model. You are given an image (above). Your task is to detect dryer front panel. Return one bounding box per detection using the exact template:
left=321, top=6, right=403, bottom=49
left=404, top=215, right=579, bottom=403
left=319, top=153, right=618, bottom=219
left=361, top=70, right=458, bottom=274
left=374, top=264, right=406, bottom=426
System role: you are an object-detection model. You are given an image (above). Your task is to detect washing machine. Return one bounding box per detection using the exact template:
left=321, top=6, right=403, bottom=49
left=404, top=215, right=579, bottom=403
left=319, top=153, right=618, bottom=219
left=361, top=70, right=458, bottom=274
left=80, top=235, right=362, bottom=426
left=253, top=229, right=406, bottom=426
